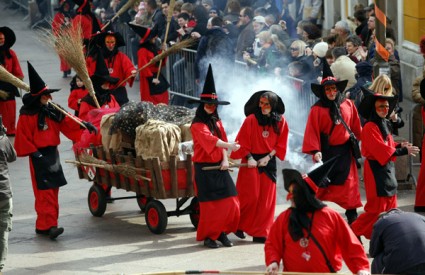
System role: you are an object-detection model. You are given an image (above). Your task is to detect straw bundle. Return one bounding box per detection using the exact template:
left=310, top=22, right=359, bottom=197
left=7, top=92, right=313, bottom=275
left=41, top=24, right=100, bottom=108
left=77, top=152, right=150, bottom=181
left=0, top=65, right=30, bottom=92
left=102, top=0, right=140, bottom=31
left=117, top=38, right=196, bottom=87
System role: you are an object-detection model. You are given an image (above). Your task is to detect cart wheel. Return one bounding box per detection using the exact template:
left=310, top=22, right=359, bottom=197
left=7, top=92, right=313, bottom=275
left=136, top=195, right=151, bottom=212
left=88, top=185, right=107, bottom=217
left=189, top=197, right=200, bottom=229
left=145, top=200, right=168, bottom=234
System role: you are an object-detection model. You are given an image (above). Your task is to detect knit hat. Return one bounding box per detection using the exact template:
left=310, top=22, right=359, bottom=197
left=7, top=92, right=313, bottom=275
left=312, top=42, right=328, bottom=58
left=253, top=16, right=266, bottom=24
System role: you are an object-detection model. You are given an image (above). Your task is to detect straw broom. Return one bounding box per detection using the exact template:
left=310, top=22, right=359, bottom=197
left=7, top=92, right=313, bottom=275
left=117, top=38, right=196, bottom=87
left=155, top=0, right=176, bottom=80
left=41, top=24, right=100, bottom=108
left=101, top=0, right=140, bottom=31
left=75, top=153, right=150, bottom=181
left=0, top=65, right=30, bottom=92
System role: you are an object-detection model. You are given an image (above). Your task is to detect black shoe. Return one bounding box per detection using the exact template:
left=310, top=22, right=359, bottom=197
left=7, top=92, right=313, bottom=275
left=345, top=209, right=358, bottom=225
left=62, top=72, right=68, bottom=78
left=48, top=226, right=64, bottom=240
left=234, top=230, right=246, bottom=239
left=218, top=232, right=233, bottom=247
left=252, top=237, right=267, bottom=243
left=35, top=228, right=49, bottom=235
left=203, top=238, right=219, bottom=249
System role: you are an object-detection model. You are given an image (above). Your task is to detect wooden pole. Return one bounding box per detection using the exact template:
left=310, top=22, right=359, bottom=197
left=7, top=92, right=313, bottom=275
left=48, top=101, right=87, bottom=128
left=135, top=270, right=375, bottom=275
left=202, top=163, right=248, bottom=171
left=155, top=0, right=176, bottom=80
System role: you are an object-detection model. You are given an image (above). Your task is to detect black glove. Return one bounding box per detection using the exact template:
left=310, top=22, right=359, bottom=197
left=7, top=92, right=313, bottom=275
left=82, top=121, right=98, bottom=135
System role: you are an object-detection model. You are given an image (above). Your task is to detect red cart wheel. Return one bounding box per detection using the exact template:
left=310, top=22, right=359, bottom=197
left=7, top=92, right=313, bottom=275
left=189, top=197, right=200, bottom=229
left=145, top=200, right=168, bottom=234
left=136, top=195, right=152, bottom=212
left=88, top=185, right=107, bottom=217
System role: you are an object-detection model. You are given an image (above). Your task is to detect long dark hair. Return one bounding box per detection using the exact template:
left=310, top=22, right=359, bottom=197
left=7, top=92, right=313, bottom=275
left=254, top=92, right=282, bottom=134
left=192, top=103, right=222, bottom=139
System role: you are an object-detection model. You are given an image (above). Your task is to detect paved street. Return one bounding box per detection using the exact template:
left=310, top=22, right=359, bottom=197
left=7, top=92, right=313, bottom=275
left=0, top=2, right=422, bottom=274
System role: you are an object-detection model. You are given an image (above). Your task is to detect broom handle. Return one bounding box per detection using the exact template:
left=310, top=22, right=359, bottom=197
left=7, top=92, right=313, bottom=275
left=48, top=101, right=87, bottom=128
left=155, top=0, right=175, bottom=80
left=202, top=163, right=248, bottom=171
left=138, top=271, right=355, bottom=275
left=117, top=61, right=151, bottom=87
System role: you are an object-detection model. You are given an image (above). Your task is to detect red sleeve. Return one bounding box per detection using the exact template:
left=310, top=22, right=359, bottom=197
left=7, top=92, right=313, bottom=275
left=52, top=13, right=64, bottom=36
left=78, top=102, right=92, bottom=121
left=230, top=115, right=253, bottom=159
left=86, top=56, right=96, bottom=76
left=14, top=115, right=39, bottom=156
left=117, top=52, right=136, bottom=87
left=6, top=50, right=24, bottom=79
left=68, top=90, right=80, bottom=111
left=191, top=122, right=220, bottom=155
left=60, top=116, right=83, bottom=142
left=347, top=100, right=362, bottom=140
left=138, top=48, right=154, bottom=78
left=274, top=115, right=289, bottom=160
left=302, top=106, right=323, bottom=155
left=264, top=211, right=288, bottom=266
left=361, top=122, right=396, bottom=165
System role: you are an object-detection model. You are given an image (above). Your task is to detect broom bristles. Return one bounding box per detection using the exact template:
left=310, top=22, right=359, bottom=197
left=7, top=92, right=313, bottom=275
left=0, top=66, right=30, bottom=92
left=78, top=153, right=148, bottom=180
left=41, top=23, right=100, bottom=108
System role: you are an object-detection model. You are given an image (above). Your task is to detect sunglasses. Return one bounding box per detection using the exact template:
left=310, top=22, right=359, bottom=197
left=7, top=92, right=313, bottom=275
left=290, top=47, right=299, bottom=51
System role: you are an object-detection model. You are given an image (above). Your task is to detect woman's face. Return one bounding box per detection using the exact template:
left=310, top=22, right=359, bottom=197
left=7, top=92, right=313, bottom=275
left=290, top=43, right=300, bottom=57
left=385, top=42, right=394, bottom=55
left=259, top=97, right=271, bottom=116
left=375, top=99, right=390, bottom=118
left=324, top=84, right=338, bottom=101
left=346, top=41, right=358, bottom=54
left=204, top=103, right=217, bottom=114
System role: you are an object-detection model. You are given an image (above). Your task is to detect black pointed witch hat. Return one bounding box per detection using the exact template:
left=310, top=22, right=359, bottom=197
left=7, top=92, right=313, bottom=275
left=310, top=66, right=348, bottom=98
left=282, top=155, right=339, bottom=194
left=90, top=51, right=119, bottom=86
left=22, top=62, right=60, bottom=106
left=187, top=64, right=230, bottom=105
left=358, top=86, right=398, bottom=120
left=0, top=26, right=16, bottom=49
left=127, top=23, right=155, bottom=43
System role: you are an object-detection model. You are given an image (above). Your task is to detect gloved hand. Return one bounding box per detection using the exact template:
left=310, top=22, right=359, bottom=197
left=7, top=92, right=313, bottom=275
left=82, top=121, right=98, bottom=135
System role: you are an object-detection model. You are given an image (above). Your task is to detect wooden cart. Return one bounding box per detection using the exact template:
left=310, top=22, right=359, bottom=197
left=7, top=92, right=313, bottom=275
left=75, top=145, right=199, bottom=234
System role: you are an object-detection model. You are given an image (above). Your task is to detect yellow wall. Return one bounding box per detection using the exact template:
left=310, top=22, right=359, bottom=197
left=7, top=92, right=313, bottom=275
left=404, top=0, right=425, bottom=42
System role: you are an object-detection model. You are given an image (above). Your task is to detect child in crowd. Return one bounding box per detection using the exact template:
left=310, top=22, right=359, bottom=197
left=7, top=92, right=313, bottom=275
left=68, top=75, right=88, bottom=117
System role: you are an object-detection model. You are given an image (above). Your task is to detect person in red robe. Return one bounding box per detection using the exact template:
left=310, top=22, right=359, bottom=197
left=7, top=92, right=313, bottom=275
left=128, top=23, right=169, bottom=105
left=68, top=74, right=88, bottom=117
left=0, top=26, right=24, bottom=136
left=189, top=64, right=240, bottom=248
left=52, top=0, right=74, bottom=78
left=71, top=0, right=102, bottom=52
left=78, top=51, right=120, bottom=122
left=351, top=89, right=419, bottom=240
left=414, top=80, right=425, bottom=212
left=302, top=76, right=362, bottom=224
left=230, top=90, right=289, bottom=243
left=265, top=157, right=370, bottom=275
left=14, top=62, right=96, bottom=240
left=86, top=31, right=136, bottom=106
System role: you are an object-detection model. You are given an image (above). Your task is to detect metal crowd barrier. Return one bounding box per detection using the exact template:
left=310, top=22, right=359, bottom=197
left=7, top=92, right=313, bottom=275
left=11, top=0, right=29, bottom=11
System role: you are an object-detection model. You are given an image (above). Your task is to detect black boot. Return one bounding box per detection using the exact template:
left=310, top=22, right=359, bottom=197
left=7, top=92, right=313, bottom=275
left=234, top=230, right=246, bottom=239
left=217, top=232, right=233, bottom=247
left=48, top=226, right=64, bottom=240
left=345, top=209, right=358, bottom=225
left=204, top=238, right=219, bottom=248
left=252, top=237, right=267, bottom=243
